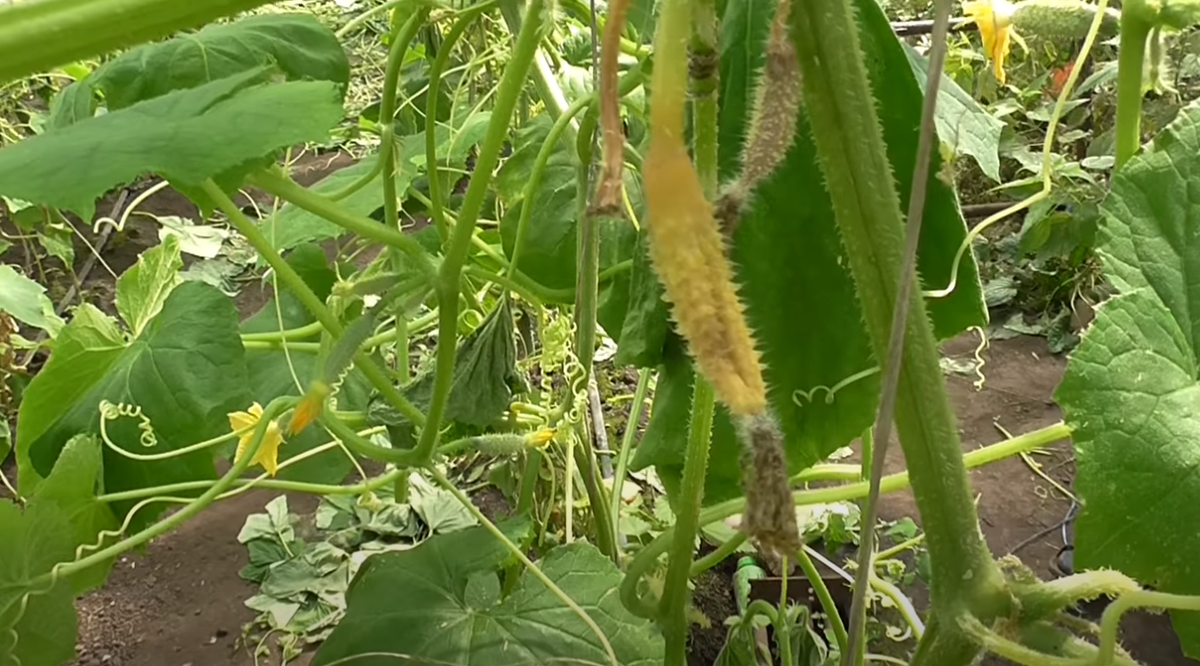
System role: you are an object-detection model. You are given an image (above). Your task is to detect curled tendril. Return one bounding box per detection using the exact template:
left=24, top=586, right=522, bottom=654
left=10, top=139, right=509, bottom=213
left=98, top=399, right=158, bottom=448
left=791, top=367, right=881, bottom=408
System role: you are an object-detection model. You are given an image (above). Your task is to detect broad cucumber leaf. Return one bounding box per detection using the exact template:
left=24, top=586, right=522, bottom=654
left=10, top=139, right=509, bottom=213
left=26, top=435, right=118, bottom=595
left=0, top=501, right=76, bottom=666
left=632, top=0, right=985, bottom=505
left=115, top=235, right=183, bottom=338
left=240, top=245, right=370, bottom=485
left=1056, top=103, right=1200, bottom=656
left=0, top=67, right=344, bottom=221
left=314, top=522, right=662, bottom=666
left=903, top=44, right=1003, bottom=182
left=50, top=13, right=349, bottom=129
left=498, top=116, right=580, bottom=292
left=17, top=282, right=251, bottom=524
left=0, top=264, right=63, bottom=336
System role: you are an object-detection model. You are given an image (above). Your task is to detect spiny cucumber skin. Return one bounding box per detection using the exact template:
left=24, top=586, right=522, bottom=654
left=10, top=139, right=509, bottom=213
left=735, top=412, right=801, bottom=557
left=715, top=0, right=800, bottom=237
left=467, top=434, right=529, bottom=455
left=1012, top=0, right=1120, bottom=38
left=644, top=143, right=768, bottom=417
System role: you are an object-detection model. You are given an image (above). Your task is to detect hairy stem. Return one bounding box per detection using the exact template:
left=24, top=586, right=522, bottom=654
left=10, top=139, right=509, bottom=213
left=1114, top=13, right=1153, bottom=167
left=788, top=0, right=1004, bottom=629
left=845, top=0, right=950, bottom=660
left=690, top=0, right=720, bottom=196
left=426, top=5, right=493, bottom=241
left=0, top=0, right=276, bottom=84
left=415, top=0, right=547, bottom=464
left=381, top=9, right=430, bottom=231
left=661, top=378, right=716, bottom=666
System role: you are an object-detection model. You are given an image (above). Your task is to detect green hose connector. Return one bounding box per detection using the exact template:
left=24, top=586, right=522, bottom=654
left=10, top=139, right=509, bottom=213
left=735, top=556, right=768, bottom=616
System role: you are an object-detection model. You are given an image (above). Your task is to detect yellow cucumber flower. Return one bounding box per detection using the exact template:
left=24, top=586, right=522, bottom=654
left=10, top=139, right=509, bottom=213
left=229, top=402, right=285, bottom=477
left=288, top=380, right=330, bottom=435
left=964, top=0, right=1020, bottom=84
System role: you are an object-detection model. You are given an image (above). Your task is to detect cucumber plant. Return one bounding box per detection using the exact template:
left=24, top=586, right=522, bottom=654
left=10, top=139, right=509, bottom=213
left=1, top=0, right=1199, bottom=665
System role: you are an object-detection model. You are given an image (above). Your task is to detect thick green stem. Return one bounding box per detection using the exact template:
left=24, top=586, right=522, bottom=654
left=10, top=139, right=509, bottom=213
left=321, top=413, right=421, bottom=466
left=690, top=531, right=747, bottom=576
left=204, top=180, right=427, bottom=428
left=0, top=0, right=278, bottom=84
left=788, top=0, right=1004, bottom=623
left=241, top=321, right=323, bottom=343
left=381, top=10, right=430, bottom=231
left=690, top=0, right=719, bottom=195
left=415, top=0, right=547, bottom=465
left=573, top=430, right=619, bottom=560
left=797, top=546, right=850, bottom=656
left=660, top=379, right=716, bottom=666
left=98, top=466, right=406, bottom=504
left=1114, top=14, right=1153, bottom=167
left=426, top=5, right=492, bottom=241
left=249, top=169, right=434, bottom=275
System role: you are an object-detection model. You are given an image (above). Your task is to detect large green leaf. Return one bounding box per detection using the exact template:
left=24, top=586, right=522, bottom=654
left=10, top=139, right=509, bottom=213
left=0, top=264, right=63, bottom=336
left=0, top=501, right=77, bottom=666
left=632, top=0, right=985, bottom=505
left=903, top=44, right=1003, bottom=183
left=115, top=236, right=183, bottom=338
left=17, top=283, right=250, bottom=520
left=50, top=13, right=349, bottom=129
left=375, top=298, right=526, bottom=435
left=498, top=116, right=581, bottom=292
left=314, top=523, right=662, bottom=666
left=0, top=68, right=344, bottom=221
left=1056, top=104, right=1200, bottom=657
left=26, top=435, right=118, bottom=595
